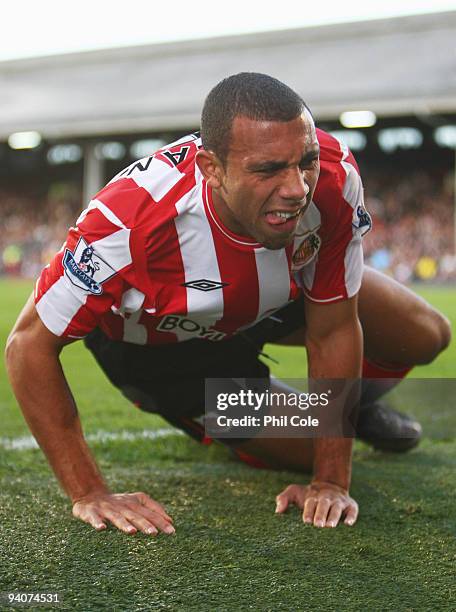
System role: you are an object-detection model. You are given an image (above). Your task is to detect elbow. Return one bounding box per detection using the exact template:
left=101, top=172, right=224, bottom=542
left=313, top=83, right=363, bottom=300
left=305, top=321, right=363, bottom=378
left=305, top=334, right=340, bottom=366
left=5, top=327, right=38, bottom=376
left=5, top=329, right=23, bottom=375
left=5, top=329, right=17, bottom=365
left=6, top=319, right=64, bottom=379
left=306, top=320, right=363, bottom=357
left=305, top=335, right=326, bottom=359
left=5, top=295, right=63, bottom=380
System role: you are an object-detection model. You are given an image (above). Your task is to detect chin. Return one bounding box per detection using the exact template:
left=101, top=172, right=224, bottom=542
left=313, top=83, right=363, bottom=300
left=260, top=233, right=294, bottom=250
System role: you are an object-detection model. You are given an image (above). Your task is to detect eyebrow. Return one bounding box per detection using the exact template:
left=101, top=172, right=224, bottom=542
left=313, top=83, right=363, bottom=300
left=249, top=147, right=320, bottom=173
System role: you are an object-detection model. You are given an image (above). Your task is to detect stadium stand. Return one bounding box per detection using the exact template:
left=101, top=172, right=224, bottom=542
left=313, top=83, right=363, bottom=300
left=0, top=183, right=81, bottom=278
left=1, top=164, right=454, bottom=282
left=363, top=167, right=456, bottom=282
left=0, top=11, right=455, bottom=282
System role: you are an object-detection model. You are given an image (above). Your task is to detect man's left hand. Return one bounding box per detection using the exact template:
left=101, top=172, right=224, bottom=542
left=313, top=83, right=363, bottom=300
left=275, top=481, right=358, bottom=528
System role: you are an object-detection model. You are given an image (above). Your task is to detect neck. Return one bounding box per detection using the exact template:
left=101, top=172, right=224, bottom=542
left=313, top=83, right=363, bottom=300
left=210, top=187, right=246, bottom=236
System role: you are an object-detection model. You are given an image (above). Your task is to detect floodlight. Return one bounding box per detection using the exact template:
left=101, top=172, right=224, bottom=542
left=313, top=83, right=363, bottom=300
left=330, top=130, right=367, bottom=151
left=8, top=131, right=42, bottom=150
left=339, top=111, right=376, bottom=129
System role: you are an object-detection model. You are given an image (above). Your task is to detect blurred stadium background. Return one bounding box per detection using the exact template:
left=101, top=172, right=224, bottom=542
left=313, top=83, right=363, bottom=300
left=1, top=11, right=456, bottom=610
left=1, top=10, right=456, bottom=285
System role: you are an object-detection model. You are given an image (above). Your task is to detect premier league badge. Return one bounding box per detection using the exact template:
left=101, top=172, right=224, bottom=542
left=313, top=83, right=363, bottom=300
left=352, top=205, right=372, bottom=235
left=63, top=237, right=116, bottom=294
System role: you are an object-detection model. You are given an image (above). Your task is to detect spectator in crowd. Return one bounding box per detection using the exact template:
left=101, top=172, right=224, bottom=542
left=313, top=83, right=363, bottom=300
left=1, top=166, right=455, bottom=282
left=362, top=167, right=456, bottom=282
left=0, top=183, right=81, bottom=278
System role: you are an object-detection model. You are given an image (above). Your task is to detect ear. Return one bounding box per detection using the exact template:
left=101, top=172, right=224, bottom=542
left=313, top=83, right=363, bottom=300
left=195, top=149, right=224, bottom=189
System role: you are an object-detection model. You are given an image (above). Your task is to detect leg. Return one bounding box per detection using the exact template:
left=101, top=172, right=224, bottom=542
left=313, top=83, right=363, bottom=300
left=357, top=267, right=452, bottom=450
left=270, top=269, right=452, bottom=452
left=85, top=329, right=314, bottom=471
left=232, top=379, right=314, bottom=472
left=233, top=436, right=313, bottom=472
left=278, top=266, right=451, bottom=365
left=359, top=266, right=451, bottom=367
left=358, top=265, right=451, bottom=414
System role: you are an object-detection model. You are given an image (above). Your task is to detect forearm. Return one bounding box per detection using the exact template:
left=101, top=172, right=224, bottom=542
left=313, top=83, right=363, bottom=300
left=307, top=317, right=363, bottom=491
left=312, top=438, right=352, bottom=490
left=6, top=334, right=109, bottom=502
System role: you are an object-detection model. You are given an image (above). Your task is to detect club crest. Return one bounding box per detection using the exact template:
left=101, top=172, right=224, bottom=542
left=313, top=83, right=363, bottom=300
left=292, top=231, right=321, bottom=271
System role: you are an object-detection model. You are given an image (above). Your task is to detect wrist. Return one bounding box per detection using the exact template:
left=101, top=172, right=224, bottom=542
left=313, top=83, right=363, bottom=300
left=70, top=483, right=110, bottom=504
left=310, top=479, right=348, bottom=494
left=312, top=437, right=352, bottom=492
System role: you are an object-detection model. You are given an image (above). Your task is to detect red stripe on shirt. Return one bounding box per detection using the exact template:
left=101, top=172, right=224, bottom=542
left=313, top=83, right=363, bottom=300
left=309, top=159, right=356, bottom=302
left=138, top=172, right=199, bottom=342
left=63, top=274, right=126, bottom=338
left=96, top=178, right=158, bottom=228
left=76, top=207, right=124, bottom=243
left=202, top=185, right=260, bottom=335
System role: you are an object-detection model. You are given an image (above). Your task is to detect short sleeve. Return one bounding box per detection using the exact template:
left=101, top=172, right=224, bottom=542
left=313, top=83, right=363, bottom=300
left=34, top=202, right=133, bottom=338
left=295, top=149, right=372, bottom=304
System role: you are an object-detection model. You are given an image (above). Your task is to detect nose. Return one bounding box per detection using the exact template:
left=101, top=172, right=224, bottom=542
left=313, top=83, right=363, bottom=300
left=278, top=168, right=309, bottom=203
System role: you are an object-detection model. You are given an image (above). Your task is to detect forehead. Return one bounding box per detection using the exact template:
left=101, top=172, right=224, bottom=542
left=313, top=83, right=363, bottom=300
left=227, top=111, right=318, bottom=164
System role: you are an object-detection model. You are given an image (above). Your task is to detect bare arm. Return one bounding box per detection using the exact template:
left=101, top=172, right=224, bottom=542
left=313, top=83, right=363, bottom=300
left=305, top=294, right=362, bottom=491
left=275, top=295, right=361, bottom=527
left=5, top=294, right=174, bottom=535
left=6, top=293, right=109, bottom=500
left=306, top=295, right=361, bottom=524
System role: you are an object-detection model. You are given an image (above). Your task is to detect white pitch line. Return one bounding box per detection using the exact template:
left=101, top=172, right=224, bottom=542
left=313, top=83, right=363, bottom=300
left=0, top=428, right=184, bottom=451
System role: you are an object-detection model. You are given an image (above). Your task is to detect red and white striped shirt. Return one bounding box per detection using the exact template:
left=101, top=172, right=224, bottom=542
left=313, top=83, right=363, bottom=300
left=35, top=129, right=371, bottom=345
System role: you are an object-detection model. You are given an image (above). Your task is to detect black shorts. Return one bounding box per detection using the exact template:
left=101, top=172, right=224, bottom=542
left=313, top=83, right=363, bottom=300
left=84, top=296, right=306, bottom=443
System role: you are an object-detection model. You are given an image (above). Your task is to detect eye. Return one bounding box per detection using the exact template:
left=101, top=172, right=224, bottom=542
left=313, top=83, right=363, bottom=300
left=299, top=158, right=318, bottom=171
left=256, top=168, right=280, bottom=177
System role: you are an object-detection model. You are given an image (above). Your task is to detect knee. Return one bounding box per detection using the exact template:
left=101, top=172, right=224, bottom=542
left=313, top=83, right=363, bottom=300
left=435, top=311, right=452, bottom=354
left=416, top=309, right=452, bottom=365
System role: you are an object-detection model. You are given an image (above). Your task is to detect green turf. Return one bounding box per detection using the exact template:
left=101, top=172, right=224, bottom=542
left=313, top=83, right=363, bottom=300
left=1, top=279, right=455, bottom=611
left=265, top=284, right=456, bottom=379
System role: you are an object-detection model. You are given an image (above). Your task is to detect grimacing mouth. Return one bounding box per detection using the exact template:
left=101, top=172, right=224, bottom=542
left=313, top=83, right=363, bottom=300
left=264, top=204, right=307, bottom=220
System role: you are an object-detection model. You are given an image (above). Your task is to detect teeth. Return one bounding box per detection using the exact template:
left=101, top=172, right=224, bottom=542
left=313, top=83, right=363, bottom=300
left=272, top=210, right=299, bottom=219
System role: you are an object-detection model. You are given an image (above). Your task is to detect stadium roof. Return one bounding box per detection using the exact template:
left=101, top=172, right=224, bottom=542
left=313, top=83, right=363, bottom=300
left=1, top=11, right=456, bottom=141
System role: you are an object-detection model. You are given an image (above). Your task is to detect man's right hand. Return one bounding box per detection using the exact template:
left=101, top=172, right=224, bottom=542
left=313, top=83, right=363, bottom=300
left=72, top=491, right=175, bottom=535
left=6, top=297, right=175, bottom=538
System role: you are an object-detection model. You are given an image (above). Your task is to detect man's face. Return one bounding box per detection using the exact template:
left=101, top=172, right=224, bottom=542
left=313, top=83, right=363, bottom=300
left=212, top=111, right=320, bottom=250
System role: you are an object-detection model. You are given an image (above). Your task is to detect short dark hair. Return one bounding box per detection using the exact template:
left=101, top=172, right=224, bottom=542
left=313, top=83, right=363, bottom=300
left=201, top=72, right=307, bottom=163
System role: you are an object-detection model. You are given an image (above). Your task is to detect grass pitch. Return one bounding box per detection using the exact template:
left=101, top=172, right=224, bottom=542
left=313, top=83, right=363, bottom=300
left=1, top=279, right=455, bottom=611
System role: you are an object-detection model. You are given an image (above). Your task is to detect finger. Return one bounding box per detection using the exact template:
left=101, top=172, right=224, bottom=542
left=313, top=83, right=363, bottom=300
left=288, top=485, right=307, bottom=509
left=302, top=497, right=318, bottom=525
left=275, top=494, right=289, bottom=514
left=130, top=502, right=173, bottom=526
left=73, top=505, right=107, bottom=531
left=103, top=510, right=138, bottom=535
left=127, top=505, right=175, bottom=535
left=326, top=502, right=344, bottom=528
left=134, top=492, right=172, bottom=520
left=344, top=502, right=359, bottom=526
left=313, top=497, right=332, bottom=528
left=128, top=501, right=175, bottom=534
left=134, top=493, right=173, bottom=523
left=84, top=509, right=108, bottom=531
left=123, top=512, right=159, bottom=536
left=276, top=485, right=307, bottom=511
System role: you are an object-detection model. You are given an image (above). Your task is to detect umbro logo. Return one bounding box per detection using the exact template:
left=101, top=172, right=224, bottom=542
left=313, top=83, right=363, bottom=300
left=181, top=279, right=228, bottom=292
